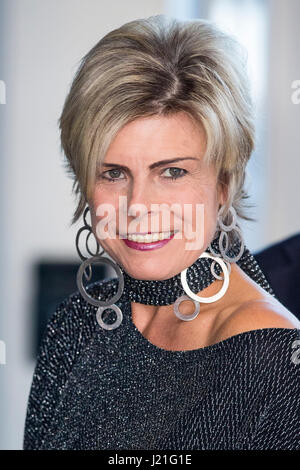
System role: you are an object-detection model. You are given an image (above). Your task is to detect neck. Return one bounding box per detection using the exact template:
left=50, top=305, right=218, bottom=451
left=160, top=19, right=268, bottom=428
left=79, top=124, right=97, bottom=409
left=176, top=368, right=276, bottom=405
left=119, top=231, right=243, bottom=306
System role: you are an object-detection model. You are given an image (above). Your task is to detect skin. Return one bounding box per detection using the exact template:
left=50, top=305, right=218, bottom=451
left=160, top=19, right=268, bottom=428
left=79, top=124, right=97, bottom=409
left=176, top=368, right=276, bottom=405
left=89, top=111, right=300, bottom=351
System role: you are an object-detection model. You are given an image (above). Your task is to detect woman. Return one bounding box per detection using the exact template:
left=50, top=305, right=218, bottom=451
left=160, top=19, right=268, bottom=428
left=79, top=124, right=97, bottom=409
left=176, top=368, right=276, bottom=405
left=23, top=14, right=300, bottom=450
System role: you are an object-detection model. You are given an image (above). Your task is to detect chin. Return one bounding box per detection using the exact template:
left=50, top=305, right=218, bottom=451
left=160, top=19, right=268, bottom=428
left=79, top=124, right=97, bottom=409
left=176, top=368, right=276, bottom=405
left=124, top=264, right=176, bottom=281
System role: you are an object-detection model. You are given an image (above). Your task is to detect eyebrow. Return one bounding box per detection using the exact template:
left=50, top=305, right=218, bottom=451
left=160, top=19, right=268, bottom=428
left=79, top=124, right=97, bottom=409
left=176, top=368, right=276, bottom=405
left=99, top=157, right=199, bottom=172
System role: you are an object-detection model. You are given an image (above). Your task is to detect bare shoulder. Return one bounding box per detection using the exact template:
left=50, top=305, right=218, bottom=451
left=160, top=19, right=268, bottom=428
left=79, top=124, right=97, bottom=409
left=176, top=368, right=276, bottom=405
left=211, top=263, right=300, bottom=342
left=213, top=299, right=300, bottom=343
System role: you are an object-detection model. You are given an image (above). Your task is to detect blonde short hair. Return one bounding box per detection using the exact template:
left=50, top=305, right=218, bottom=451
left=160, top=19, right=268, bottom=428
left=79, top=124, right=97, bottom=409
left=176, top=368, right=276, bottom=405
left=59, top=14, right=256, bottom=230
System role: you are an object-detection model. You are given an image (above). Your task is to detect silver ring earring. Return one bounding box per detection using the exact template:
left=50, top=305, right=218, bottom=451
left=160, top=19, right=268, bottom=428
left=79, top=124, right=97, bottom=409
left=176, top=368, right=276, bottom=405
left=208, top=205, right=245, bottom=265
left=75, top=206, right=124, bottom=330
left=75, top=206, right=103, bottom=281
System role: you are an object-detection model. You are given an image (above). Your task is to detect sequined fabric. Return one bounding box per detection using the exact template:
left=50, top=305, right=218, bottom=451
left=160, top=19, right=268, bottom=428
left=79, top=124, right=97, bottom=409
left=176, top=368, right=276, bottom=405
left=23, top=239, right=300, bottom=450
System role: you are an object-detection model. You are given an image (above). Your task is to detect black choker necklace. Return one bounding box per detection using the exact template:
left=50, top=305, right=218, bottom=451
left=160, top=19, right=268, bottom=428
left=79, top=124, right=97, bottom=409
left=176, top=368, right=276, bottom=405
left=119, top=232, right=275, bottom=306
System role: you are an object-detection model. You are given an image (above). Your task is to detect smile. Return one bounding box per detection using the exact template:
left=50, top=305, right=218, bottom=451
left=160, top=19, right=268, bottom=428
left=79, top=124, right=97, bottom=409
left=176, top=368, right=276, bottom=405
left=126, top=230, right=176, bottom=242
left=122, top=231, right=177, bottom=251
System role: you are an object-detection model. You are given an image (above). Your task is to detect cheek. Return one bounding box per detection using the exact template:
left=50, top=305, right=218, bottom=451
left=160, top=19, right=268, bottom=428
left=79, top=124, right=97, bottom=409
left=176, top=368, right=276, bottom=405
left=183, top=184, right=219, bottom=211
left=91, top=185, right=118, bottom=211
left=185, top=187, right=219, bottom=238
left=90, top=190, right=117, bottom=237
left=91, top=187, right=110, bottom=206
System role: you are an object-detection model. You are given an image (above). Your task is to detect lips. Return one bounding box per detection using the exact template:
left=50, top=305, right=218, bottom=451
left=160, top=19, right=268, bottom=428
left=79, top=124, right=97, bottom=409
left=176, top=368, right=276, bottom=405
left=122, top=231, right=176, bottom=251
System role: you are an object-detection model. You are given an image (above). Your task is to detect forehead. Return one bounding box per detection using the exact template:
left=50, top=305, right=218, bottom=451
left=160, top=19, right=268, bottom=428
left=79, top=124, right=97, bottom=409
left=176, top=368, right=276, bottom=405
left=104, top=111, right=206, bottom=163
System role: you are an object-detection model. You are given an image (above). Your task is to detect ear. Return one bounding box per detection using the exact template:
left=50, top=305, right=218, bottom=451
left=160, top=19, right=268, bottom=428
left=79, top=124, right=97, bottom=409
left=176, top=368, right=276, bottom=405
left=217, top=181, right=228, bottom=207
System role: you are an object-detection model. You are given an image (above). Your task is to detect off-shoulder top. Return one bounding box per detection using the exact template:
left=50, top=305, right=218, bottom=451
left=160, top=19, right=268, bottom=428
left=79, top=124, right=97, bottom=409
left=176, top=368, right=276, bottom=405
left=23, top=278, right=300, bottom=450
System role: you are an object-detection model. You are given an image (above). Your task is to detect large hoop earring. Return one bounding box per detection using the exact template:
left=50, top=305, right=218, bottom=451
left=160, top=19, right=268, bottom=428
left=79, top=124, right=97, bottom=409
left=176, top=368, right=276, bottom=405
left=208, top=205, right=245, bottom=264
left=173, top=252, right=229, bottom=321
left=75, top=206, right=103, bottom=281
left=75, top=206, right=124, bottom=330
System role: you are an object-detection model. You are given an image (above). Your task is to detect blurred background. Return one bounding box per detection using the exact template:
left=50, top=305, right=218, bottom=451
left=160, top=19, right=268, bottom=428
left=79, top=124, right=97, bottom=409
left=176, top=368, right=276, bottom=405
left=0, top=0, right=299, bottom=449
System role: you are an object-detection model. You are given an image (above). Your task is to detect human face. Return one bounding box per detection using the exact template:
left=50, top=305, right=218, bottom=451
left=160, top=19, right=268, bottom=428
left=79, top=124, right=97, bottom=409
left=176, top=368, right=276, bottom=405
left=89, top=111, right=225, bottom=280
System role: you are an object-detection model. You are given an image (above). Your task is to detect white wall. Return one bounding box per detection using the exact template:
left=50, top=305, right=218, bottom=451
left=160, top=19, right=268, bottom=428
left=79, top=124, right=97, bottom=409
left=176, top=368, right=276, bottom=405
left=0, top=0, right=166, bottom=450
left=202, top=0, right=270, bottom=252
left=264, top=0, right=300, bottom=246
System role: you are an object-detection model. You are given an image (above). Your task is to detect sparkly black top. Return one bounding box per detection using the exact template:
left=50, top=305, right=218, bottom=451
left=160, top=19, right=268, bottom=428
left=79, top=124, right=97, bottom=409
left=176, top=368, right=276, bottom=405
left=23, top=241, right=300, bottom=450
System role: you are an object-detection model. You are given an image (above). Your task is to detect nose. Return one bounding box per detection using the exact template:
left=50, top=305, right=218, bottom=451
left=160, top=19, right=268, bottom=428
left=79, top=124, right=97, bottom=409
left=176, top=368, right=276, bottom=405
left=124, top=178, right=160, bottom=232
left=127, top=177, right=154, bottom=208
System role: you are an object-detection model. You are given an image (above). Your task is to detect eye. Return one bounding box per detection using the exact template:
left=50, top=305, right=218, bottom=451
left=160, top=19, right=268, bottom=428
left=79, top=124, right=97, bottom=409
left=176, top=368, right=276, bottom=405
left=99, top=169, right=125, bottom=182
left=161, top=167, right=188, bottom=180
left=98, top=166, right=188, bottom=182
